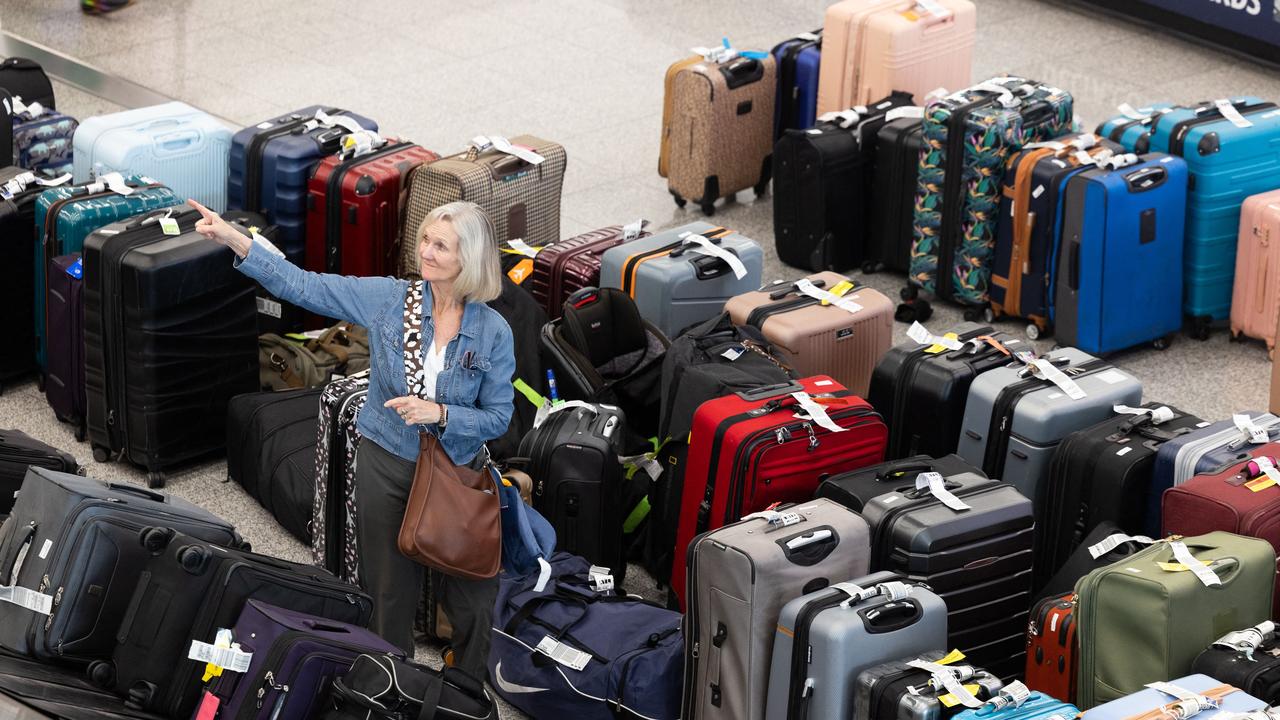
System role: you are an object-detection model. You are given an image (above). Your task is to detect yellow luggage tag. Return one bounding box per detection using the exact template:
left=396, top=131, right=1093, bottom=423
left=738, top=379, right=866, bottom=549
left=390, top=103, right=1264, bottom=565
left=1158, top=560, right=1213, bottom=572
left=821, top=280, right=855, bottom=306
left=936, top=649, right=966, bottom=665
left=201, top=629, right=233, bottom=683
left=938, top=685, right=983, bottom=708
left=927, top=332, right=961, bottom=355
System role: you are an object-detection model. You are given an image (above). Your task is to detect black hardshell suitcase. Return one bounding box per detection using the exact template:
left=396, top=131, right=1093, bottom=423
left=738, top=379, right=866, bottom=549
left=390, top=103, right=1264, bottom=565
left=0, top=167, right=55, bottom=390
left=772, top=91, right=915, bottom=273
left=854, top=650, right=1003, bottom=720
left=856, top=463, right=1035, bottom=680
left=0, top=429, right=77, bottom=518
left=864, top=115, right=925, bottom=274
left=1037, top=403, right=1204, bottom=587
left=108, top=529, right=372, bottom=718
left=1192, top=624, right=1280, bottom=705
left=816, top=453, right=987, bottom=512
left=0, top=467, right=239, bottom=666
left=83, top=207, right=258, bottom=488
left=225, top=388, right=322, bottom=545
left=867, top=323, right=1019, bottom=460
left=0, top=649, right=164, bottom=720
left=517, top=403, right=628, bottom=581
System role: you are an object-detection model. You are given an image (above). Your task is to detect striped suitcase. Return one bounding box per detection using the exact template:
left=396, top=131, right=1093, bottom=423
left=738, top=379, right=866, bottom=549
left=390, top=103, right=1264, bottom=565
left=771, top=32, right=822, bottom=139
left=528, top=221, right=650, bottom=320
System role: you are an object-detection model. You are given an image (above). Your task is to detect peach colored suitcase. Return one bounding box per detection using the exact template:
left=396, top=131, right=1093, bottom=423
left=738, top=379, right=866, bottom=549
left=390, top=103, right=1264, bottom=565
left=1231, top=188, right=1280, bottom=356
left=1273, top=310, right=1280, bottom=413
left=723, top=271, right=893, bottom=396
left=817, top=0, right=976, bottom=115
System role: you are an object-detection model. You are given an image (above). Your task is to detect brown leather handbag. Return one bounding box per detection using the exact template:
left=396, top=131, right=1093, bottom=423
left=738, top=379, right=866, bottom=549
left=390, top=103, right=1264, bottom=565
left=397, top=433, right=502, bottom=579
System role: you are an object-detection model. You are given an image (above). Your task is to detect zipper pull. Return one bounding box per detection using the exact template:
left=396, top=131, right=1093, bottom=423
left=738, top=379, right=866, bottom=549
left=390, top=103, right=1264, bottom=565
left=805, top=423, right=819, bottom=451
left=44, top=586, right=63, bottom=630
left=37, top=575, right=49, bottom=593
left=691, top=641, right=700, bottom=659
left=775, top=427, right=791, bottom=444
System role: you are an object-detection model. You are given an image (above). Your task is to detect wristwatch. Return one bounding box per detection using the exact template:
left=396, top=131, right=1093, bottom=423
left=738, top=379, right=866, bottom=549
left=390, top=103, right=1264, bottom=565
left=437, top=402, right=449, bottom=430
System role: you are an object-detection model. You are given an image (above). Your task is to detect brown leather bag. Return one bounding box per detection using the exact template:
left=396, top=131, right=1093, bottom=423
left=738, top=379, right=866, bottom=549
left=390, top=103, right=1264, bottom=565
left=397, top=433, right=501, bottom=579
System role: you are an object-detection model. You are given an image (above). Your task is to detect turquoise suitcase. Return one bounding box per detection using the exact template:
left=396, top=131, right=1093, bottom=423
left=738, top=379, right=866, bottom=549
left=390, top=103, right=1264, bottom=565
left=954, top=683, right=1079, bottom=719
left=1094, top=102, right=1179, bottom=150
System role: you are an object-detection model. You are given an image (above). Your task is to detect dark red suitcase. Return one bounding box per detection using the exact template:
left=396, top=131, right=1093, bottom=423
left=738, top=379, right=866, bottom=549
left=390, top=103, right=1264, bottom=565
left=668, top=375, right=887, bottom=608
left=1162, top=440, right=1280, bottom=616
left=305, top=141, right=438, bottom=283
left=45, top=253, right=86, bottom=441
left=528, top=222, right=650, bottom=319
left=1025, top=592, right=1077, bottom=703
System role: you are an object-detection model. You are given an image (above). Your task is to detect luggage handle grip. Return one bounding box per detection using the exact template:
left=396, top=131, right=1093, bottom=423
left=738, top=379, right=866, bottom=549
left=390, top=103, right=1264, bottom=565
left=106, top=482, right=166, bottom=503
left=441, top=666, right=487, bottom=700
left=785, top=529, right=832, bottom=550
left=875, top=463, right=933, bottom=482
left=303, top=619, right=352, bottom=634
left=861, top=599, right=923, bottom=633
left=768, top=278, right=826, bottom=300
left=153, top=130, right=201, bottom=153
left=734, top=381, right=804, bottom=402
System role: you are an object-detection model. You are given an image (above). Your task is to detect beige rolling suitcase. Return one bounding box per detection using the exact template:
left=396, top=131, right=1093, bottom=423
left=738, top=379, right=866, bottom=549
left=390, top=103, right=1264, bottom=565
left=724, top=272, right=893, bottom=396
left=1231, top=188, right=1280, bottom=355
left=400, top=134, right=566, bottom=277
left=816, top=0, right=976, bottom=115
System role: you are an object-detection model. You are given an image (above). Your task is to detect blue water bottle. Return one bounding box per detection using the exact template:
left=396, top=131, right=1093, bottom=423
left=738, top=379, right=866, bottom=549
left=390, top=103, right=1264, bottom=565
left=546, top=368, right=559, bottom=403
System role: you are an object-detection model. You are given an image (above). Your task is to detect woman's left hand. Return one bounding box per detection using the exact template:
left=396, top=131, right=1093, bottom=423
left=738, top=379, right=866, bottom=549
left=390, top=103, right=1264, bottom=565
left=384, top=396, right=442, bottom=425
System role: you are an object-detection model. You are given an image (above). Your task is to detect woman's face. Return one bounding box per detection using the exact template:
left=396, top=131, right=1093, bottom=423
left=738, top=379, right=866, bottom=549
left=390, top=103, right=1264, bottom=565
left=419, top=220, right=464, bottom=285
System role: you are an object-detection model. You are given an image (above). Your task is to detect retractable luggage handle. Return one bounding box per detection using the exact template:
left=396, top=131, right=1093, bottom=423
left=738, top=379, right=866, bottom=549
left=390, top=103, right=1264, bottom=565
left=734, top=381, right=804, bottom=402
left=766, top=277, right=829, bottom=300
left=873, top=461, right=935, bottom=483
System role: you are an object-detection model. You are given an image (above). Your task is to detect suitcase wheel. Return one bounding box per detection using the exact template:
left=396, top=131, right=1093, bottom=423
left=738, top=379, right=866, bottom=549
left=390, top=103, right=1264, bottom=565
left=177, top=544, right=211, bottom=574
left=124, top=682, right=157, bottom=711
left=1152, top=335, right=1173, bottom=351
left=1025, top=323, right=1041, bottom=341
left=753, top=179, right=770, bottom=197
left=899, top=285, right=918, bottom=302
left=699, top=199, right=716, bottom=216
left=139, top=526, right=175, bottom=554
left=92, top=445, right=111, bottom=463
left=671, top=192, right=686, bottom=209
left=861, top=260, right=881, bottom=275
left=1188, top=315, right=1213, bottom=341
left=962, top=305, right=992, bottom=323
left=895, top=299, right=932, bottom=324
left=87, top=660, right=116, bottom=688
left=146, top=471, right=166, bottom=489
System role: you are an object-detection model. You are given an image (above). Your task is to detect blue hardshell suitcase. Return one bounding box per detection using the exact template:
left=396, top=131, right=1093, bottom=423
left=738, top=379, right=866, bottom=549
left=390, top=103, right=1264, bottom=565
left=227, top=106, right=378, bottom=266
left=954, top=685, right=1080, bottom=720
left=1079, top=674, right=1267, bottom=717
left=772, top=33, right=822, bottom=139
left=1094, top=102, right=1179, bottom=149
left=1054, top=154, right=1188, bottom=355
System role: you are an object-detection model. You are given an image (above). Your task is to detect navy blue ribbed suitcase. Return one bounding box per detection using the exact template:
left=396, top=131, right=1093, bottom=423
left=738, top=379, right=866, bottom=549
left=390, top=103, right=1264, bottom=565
left=771, top=32, right=821, bottom=139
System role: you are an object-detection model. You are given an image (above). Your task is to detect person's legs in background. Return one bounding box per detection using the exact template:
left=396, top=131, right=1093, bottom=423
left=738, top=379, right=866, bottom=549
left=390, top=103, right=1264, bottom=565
left=439, top=572, right=500, bottom=681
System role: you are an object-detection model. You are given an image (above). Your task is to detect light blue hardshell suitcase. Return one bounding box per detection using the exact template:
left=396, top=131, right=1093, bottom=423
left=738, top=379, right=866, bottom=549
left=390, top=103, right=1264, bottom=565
left=1080, top=674, right=1267, bottom=717
left=954, top=683, right=1080, bottom=720
left=1094, top=102, right=1179, bottom=149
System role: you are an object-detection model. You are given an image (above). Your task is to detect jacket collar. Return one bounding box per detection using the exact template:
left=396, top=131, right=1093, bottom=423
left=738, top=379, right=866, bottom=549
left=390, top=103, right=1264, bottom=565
left=419, top=280, right=481, bottom=338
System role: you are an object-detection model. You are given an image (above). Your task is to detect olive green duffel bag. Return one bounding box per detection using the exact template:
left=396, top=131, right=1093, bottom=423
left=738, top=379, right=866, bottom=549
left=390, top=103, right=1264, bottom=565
left=1075, top=531, right=1276, bottom=709
left=259, top=322, right=369, bottom=390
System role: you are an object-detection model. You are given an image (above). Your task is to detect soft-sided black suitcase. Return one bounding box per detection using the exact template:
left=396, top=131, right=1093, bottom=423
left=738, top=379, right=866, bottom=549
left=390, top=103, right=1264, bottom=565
left=1034, top=520, right=1152, bottom=603
left=864, top=115, right=925, bottom=274
left=772, top=91, right=915, bottom=273
left=0, top=429, right=77, bottom=518
left=0, top=58, right=55, bottom=110
left=0, top=167, right=59, bottom=391
left=843, top=459, right=1034, bottom=680
left=0, top=467, right=239, bottom=666
left=1037, top=403, right=1204, bottom=587
left=44, top=253, right=85, bottom=440
left=225, top=388, right=322, bottom=545
left=107, top=528, right=372, bottom=719
left=83, top=207, right=258, bottom=488
left=517, top=403, right=628, bottom=581
left=0, top=649, right=163, bottom=720
left=867, top=323, right=1019, bottom=460
left=1192, top=623, right=1280, bottom=705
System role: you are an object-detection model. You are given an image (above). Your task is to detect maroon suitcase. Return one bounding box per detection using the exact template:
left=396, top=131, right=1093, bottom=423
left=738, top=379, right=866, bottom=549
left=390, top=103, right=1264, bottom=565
left=529, top=221, right=650, bottom=319
left=45, top=253, right=86, bottom=441
left=1162, top=440, right=1280, bottom=616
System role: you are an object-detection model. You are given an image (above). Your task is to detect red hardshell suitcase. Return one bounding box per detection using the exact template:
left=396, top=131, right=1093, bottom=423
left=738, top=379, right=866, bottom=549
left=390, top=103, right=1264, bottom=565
left=529, top=222, right=650, bottom=320
left=668, top=375, right=887, bottom=609
left=44, top=253, right=86, bottom=441
left=305, top=142, right=439, bottom=282
left=1025, top=592, right=1077, bottom=703
left=1162, top=440, right=1280, bottom=617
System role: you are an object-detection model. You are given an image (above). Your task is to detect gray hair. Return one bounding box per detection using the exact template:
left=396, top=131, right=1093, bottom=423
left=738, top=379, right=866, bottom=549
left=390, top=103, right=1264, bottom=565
left=418, top=201, right=502, bottom=304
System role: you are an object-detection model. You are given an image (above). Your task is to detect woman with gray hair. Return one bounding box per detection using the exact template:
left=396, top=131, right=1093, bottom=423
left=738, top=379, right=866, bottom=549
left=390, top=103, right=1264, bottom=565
left=186, top=198, right=515, bottom=679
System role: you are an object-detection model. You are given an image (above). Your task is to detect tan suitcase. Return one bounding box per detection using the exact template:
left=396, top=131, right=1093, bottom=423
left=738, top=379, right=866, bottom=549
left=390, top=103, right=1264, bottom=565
left=400, top=135, right=566, bottom=277
left=816, top=0, right=976, bottom=115
left=661, top=51, right=775, bottom=215
left=1231, top=188, right=1280, bottom=355
left=723, top=271, right=893, bottom=396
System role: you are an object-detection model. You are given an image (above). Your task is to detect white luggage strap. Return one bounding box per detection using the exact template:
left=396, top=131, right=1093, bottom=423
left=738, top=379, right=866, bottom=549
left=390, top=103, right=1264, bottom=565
left=915, top=472, right=970, bottom=512
left=1087, top=532, right=1157, bottom=559
left=677, top=231, right=748, bottom=280
left=6, top=95, right=44, bottom=118
left=1, top=170, right=70, bottom=200
left=978, top=681, right=1032, bottom=712
left=468, top=135, right=545, bottom=165
left=1114, top=404, right=1176, bottom=425
left=532, top=400, right=598, bottom=429
left=1215, top=98, right=1255, bottom=129
left=85, top=171, right=134, bottom=196
left=1213, top=620, right=1277, bottom=661
left=828, top=580, right=913, bottom=609
left=312, top=109, right=386, bottom=158
left=905, top=658, right=984, bottom=708
left=1019, top=356, right=1088, bottom=400
left=740, top=508, right=805, bottom=531
left=1143, top=682, right=1219, bottom=718
left=1233, top=414, right=1271, bottom=446
left=1116, top=103, right=1170, bottom=121
left=968, top=78, right=1022, bottom=109
left=1166, top=541, right=1223, bottom=587
left=906, top=321, right=964, bottom=351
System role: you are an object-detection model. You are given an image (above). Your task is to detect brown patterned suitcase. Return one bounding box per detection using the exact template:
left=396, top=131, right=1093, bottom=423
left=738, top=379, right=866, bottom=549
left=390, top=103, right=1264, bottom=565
left=660, top=50, right=775, bottom=215
left=529, top=221, right=650, bottom=319
left=400, top=135, right=566, bottom=277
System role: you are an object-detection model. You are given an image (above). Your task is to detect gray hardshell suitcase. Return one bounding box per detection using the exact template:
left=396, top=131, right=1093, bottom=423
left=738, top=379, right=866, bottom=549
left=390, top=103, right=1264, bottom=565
left=854, top=650, right=1003, bottom=720
left=765, top=572, right=948, bottom=720
left=683, top=498, right=871, bottom=720
left=955, top=346, right=1142, bottom=505
left=600, top=220, right=764, bottom=339
left=0, top=466, right=239, bottom=664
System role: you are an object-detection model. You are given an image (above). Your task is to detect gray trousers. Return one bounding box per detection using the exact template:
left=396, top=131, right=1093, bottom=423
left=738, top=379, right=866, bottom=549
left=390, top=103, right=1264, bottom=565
left=354, top=439, right=498, bottom=680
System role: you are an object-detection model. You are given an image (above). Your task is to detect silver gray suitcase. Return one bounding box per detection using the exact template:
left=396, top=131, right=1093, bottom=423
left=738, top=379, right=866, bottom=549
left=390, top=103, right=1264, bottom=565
left=764, top=572, right=948, bottom=720
left=599, top=220, right=764, bottom=339
left=683, top=498, right=871, bottom=720
left=955, top=346, right=1142, bottom=506
left=854, top=650, right=1004, bottom=720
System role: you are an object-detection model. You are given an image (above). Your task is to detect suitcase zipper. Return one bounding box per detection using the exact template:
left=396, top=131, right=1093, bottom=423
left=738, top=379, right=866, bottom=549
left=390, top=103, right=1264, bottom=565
left=979, top=359, right=1106, bottom=477
left=321, top=141, right=414, bottom=273
left=744, top=294, right=820, bottom=330
left=231, top=634, right=366, bottom=720
left=1168, top=101, right=1276, bottom=157
left=243, top=108, right=339, bottom=213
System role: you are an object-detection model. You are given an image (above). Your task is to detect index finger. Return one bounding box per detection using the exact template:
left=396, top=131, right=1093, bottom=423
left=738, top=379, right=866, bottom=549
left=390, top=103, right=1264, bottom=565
left=186, top=198, right=218, bottom=221
left=383, top=397, right=409, bottom=409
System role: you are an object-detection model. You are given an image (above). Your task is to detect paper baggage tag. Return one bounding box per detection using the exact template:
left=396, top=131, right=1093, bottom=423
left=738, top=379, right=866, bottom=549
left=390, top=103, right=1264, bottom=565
left=905, top=659, right=983, bottom=708
left=532, top=399, right=595, bottom=429
left=1117, top=103, right=1153, bottom=120
left=1087, top=533, right=1156, bottom=559
left=795, top=278, right=861, bottom=314
left=66, top=258, right=83, bottom=280
left=1113, top=404, right=1176, bottom=425
left=1245, top=462, right=1280, bottom=492
left=914, top=0, right=952, bottom=19
left=488, top=135, right=545, bottom=165
left=536, top=636, right=591, bottom=671
left=830, top=581, right=869, bottom=608
left=915, top=472, right=971, bottom=512
left=1146, top=681, right=1213, bottom=708
left=0, top=584, right=53, bottom=615
left=790, top=391, right=846, bottom=433
left=189, top=633, right=252, bottom=675
left=1216, top=99, right=1255, bottom=129
left=936, top=649, right=966, bottom=665
left=1028, top=359, right=1087, bottom=400
left=1167, top=541, right=1222, bottom=587
left=588, top=566, right=614, bottom=592
left=885, top=106, right=925, bottom=122
left=255, top=296, right=282, bottom=319
left=619, top=452, right=664, bottom=481
left=679, top=232, right=748, bottom=280
left=795, top=31, right=819, bottom=41
left=1213, top=621, right=1276, bottom=659
left=742, top=508, right=803, bottom=530
left=906, top=322, right=964, bottom=351
left=721, top=346, right=745, bottom=361
left=313, top=108, right=380, bottom=142
left=1234, top=414, right=1270, bottom=444
left=818, top=109, right=861, bottom=129
left=506, top=238, right=540, bottom=258
left=622, top=219, right=645, bottom=240
left=938, top=685, right=983, bottom=708
left=159, top=216, right=181, bottom=236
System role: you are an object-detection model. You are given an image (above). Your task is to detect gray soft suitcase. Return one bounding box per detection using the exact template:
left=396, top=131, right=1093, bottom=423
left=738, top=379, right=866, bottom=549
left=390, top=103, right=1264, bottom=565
left=765, top=572, right=947, bottom=720
left=600, top=220, right=764, bottom=339
left=683, top=498, right=871, bottom=720
left=955, top=346, right=1142, bottom=506
left=854, top=650, right=1004, bottom=720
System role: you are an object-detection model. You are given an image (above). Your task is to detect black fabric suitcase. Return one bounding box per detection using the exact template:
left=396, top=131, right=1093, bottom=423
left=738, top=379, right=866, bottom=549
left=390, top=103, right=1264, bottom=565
left=1035, top=520, right=1152, bottom=603
left=1037, top=403, right=1204, bottom=587
left=0, top=649, right=163, bottom=720
left=517, top=403, right=628, bottom=581
left=0, top=57, right=56, bottom=110
left=864, top=115, right=925, bottom=274
left=867, top=323, right=1019, bottom=460
left=772, top=91, right=915, bottom=272
left=486, top=276, right=548, bottom=461
left=83, top=207, right=258, bottom=488
left=1192, top=623, right=1280, bottom=705
left=107, top=528, right=372, bottom=718
left=851, top=461, right=1035, bottom=680
left=0, top=466, right=239, bottom=666
left=0, top=167, right=56, bottom=391
left=225, top=388, right=322, bottom=545
left=0, top=429, right=77, bottom=518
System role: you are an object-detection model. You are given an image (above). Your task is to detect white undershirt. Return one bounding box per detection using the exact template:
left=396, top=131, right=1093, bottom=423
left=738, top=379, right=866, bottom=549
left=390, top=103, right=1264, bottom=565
left=421, top=342, right=447, bottom=401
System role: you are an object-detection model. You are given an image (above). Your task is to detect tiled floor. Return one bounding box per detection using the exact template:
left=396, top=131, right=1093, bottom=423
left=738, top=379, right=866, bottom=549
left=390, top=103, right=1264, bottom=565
left=2, top=1, right=1278, bottom=716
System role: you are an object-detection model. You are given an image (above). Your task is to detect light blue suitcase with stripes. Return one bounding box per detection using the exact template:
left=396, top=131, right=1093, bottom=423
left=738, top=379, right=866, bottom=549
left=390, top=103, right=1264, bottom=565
left=954, top=683, right=1079, bottom=720
left=72, top=101, right=231, bottom=212
left=1080, top=674, right=1267, bottom=717
left=1094, top=102, right=1179, bottom=149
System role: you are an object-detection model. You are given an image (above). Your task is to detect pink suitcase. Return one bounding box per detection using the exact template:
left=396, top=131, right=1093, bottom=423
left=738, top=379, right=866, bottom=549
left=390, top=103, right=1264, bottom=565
left=817, top=0, right=976, bottom=115
left=1232, top=189, right=1280, bottom=356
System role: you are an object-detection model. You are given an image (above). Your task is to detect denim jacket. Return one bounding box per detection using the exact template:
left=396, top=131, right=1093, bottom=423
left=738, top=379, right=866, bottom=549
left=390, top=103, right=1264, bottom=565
left=234, top=238, right=515, bottom=465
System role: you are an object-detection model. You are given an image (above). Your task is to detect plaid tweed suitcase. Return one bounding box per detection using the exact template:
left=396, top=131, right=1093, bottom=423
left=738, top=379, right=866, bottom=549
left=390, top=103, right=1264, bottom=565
left=399, top=135, right=566, bottom=277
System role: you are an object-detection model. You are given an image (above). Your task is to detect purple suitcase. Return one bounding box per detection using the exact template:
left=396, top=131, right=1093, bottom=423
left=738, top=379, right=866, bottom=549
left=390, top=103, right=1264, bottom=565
left=196, top=599, right=403, bottom=720
left=45, top=253, right=85, bottom=440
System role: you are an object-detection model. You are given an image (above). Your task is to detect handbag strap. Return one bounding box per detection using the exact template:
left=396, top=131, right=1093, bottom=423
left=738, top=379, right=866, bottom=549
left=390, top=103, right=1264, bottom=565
left=416, top=675, right=444, bottom=720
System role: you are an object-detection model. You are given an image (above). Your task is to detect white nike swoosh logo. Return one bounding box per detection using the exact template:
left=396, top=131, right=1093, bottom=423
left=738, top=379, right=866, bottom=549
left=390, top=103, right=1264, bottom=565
left=494, top=661, right=549, bottom=694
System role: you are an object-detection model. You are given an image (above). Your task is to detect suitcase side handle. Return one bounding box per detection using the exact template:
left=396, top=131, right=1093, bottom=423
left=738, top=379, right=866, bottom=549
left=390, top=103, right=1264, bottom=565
left=106, top=482, right=166, bottom=504
left=874, top=463, right=934, bottom=483
left=734, top=381, right=803, bottom=402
